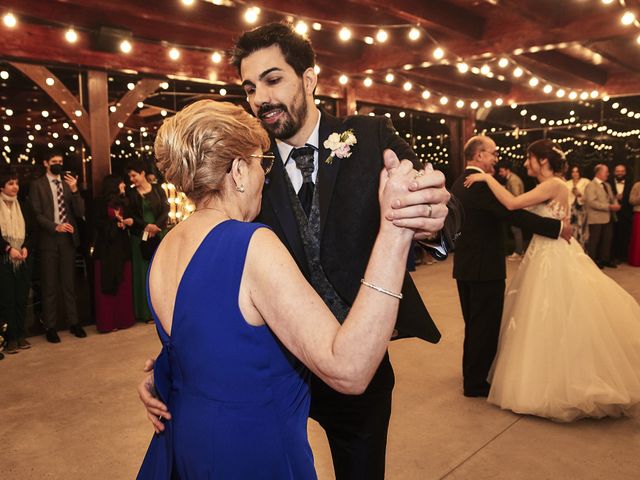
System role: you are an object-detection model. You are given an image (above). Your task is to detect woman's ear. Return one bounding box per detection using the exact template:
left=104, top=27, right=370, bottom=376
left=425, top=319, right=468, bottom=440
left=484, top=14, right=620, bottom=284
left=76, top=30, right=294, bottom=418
left=230, top=157, right=248, bottom=187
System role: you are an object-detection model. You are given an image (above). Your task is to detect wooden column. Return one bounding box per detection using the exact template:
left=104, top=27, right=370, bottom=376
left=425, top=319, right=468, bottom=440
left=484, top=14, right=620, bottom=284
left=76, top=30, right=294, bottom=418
left=336, top=85, right=357, bottom=117
left=448, top=112, right=476, bottom=182
left=88, top=70, right=110, bottom=193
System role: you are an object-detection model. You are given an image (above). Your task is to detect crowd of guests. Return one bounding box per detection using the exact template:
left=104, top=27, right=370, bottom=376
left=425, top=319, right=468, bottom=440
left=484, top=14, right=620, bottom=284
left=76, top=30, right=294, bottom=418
left=0, top=149, right=168, bottom=361
left=499, top=159, right=640, bottom=268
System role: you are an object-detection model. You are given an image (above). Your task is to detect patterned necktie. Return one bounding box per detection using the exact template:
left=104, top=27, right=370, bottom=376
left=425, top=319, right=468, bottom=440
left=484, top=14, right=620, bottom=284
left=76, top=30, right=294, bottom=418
left=53, top=179, right=68, bottom=223
left=291, top=146, right=316, bottom=217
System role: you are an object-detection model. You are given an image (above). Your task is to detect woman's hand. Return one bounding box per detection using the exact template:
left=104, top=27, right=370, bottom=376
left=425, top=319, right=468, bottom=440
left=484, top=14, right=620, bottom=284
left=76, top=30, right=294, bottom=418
left=464, top=173, right=489, bottom=188
left=20, top=247, right=28, bottom=260
left=8, top=247, right=21, bottom=261
left=378, top=158, right=417, bottom=240
left=145, top=224, right=162, bottom=237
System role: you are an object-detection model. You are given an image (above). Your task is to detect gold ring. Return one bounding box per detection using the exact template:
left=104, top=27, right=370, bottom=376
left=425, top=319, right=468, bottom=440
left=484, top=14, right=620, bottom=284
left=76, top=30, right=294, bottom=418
left=426, top=204, right=432, bottom=218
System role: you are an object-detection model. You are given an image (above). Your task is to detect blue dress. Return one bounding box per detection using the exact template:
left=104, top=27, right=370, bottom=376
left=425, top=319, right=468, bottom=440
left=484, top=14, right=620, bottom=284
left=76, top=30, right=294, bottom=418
left=137, top=220, right=316, bottom=479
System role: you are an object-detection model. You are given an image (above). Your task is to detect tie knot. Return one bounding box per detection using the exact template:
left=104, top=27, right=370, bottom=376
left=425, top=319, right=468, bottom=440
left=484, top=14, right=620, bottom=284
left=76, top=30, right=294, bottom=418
left=53, top=179, right=61, bottom=186
left=291, top=146, right=315, bottom=182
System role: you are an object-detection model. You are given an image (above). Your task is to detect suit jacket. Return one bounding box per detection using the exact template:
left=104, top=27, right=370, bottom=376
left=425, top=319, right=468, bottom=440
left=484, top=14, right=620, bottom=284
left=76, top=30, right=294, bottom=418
left=126, top=184, right=169, bottom=236
left=0, top=198, right=39, bottom=254
left=609, top=177, right=633, bottom=222
left=584, top=179, right=616, bottom=225
left=256, top=112, right=441, bottom=343
left=29, top=175, right=85, bottom=247
left=451, top=168, right=561, bottom=282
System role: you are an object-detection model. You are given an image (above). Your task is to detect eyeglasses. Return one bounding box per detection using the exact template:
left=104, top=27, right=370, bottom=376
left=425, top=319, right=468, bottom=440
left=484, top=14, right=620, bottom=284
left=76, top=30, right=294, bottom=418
left=482, top=149, right=498, bottom=158
left=250, top=153, right=276, bottom=175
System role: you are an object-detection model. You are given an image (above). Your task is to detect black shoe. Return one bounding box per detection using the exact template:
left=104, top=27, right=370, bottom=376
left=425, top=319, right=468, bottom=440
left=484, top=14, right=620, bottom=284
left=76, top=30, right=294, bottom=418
left=464, top=389, right=489, bottom=398
left=6, top=340, right=18, bottom=354
left=602, top=262, right=617, bottom=269
left=45, top=328, right=61, bottom=343
left=69, top=324, right=87, bottom=338
left=0, top=352, right=4, bottom=360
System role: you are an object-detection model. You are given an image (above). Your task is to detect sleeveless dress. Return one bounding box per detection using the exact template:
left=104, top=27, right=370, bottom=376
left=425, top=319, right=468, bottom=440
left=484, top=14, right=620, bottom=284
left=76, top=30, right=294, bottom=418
left=137, top=220, right=316, bottom=479
left=488, top=200, right=640, bottom=421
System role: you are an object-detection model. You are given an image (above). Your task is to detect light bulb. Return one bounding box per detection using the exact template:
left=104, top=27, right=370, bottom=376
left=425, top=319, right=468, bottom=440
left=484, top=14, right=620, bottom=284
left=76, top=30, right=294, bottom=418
left=408, top=28, right=420, bottom=41
left=433, top=47, right=445, bottom=60
left=120, top=40, right=132, bottom=54
left=376, top=29, right=388, bottom=43
left=339, top=27, right=351, bottom=42
left=65, top=28, right=78, bottom=43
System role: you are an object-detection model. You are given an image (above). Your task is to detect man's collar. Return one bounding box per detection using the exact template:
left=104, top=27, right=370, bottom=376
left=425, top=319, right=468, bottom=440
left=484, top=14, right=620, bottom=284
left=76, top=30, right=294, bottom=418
left=594, top=177, right=604, bottom=184
left=465, top=166, right=485, bottom=174
left=276, top=111, right=321, bottom=164
left=46, top=172, right=61, bottom=182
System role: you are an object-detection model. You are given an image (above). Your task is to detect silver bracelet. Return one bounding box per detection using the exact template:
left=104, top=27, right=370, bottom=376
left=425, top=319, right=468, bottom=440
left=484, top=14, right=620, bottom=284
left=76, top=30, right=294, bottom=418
left=360, top=279, right=403, bottom=300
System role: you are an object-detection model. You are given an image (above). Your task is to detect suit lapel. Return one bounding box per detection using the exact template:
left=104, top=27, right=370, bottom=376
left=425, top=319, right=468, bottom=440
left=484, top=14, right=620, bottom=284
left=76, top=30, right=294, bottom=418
left=317, top=112, right=343, bottom=239
left=264, top=142, right=307, bottom=267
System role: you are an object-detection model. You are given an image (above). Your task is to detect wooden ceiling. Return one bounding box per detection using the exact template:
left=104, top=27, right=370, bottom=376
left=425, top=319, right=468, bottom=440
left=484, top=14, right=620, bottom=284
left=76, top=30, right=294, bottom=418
left=1, top=0, right=640, bottom=109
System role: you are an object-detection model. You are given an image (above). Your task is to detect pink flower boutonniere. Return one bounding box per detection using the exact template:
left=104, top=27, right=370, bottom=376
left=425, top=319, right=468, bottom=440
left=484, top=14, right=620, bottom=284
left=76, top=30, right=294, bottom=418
left=323, top=129, right=357, bottom=164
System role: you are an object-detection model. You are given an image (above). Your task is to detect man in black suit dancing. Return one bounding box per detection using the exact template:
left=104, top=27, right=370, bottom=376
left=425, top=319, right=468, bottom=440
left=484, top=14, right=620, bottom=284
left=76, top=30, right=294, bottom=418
left=451, top=135, right=571, bottom=397
left=140, top=23, right=460, bottom=479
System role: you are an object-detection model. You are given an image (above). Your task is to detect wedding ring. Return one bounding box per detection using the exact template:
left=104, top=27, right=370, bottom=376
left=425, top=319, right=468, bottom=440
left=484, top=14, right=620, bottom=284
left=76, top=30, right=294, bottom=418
left=426, top=204, right=432, bottom=218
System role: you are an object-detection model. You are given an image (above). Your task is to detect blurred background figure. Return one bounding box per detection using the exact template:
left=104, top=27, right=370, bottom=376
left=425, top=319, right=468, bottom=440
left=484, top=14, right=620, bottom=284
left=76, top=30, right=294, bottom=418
left=0, top=170, right=38, bottom=355
left=497, top=161, right=525, bottom=259
left=628, top=179, right=640, bottom=267
left=566, top=165, right=590, bottom=250
left=92, top=174, right=135, bottom=333
left=609, top=164, right=633, bottom=265
left=126, top=161, right=169, bottom=323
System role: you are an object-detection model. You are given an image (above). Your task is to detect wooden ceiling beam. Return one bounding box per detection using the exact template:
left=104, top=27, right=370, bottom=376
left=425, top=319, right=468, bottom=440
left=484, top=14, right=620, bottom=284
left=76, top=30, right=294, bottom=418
left=346, top=0, right=485, bottom=39
left=521, top=51, right=608, bottom=85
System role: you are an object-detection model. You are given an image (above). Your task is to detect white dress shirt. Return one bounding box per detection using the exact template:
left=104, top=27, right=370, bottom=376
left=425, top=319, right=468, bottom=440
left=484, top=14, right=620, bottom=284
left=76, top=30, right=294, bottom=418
left=276, top=112, right=321, bottom=194
left=615, top=179, right=625, bottom=197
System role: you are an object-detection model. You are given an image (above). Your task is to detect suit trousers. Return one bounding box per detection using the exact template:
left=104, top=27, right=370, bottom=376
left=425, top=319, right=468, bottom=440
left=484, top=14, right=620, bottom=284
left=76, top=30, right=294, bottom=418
left=39, top=233, right=80, bottom=329
left=309, top=353, right=394, bottom=480
left=588, top=222, right=613, bottom=264
left=510, top=226, right=524, bottom=255
left=0, top=258, right=33, bottom=342
left=456, top=280, right=505, bottom=394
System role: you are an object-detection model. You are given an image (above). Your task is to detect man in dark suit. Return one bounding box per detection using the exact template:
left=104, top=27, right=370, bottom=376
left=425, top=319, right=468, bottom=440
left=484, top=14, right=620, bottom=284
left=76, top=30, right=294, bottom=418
left=29, top=149, right=86, bottom=343
left=139, top=23, right=457, bottom=480
left=609, top=163, right=633, bottom=264
left=451, top=135, right=571, bottom=398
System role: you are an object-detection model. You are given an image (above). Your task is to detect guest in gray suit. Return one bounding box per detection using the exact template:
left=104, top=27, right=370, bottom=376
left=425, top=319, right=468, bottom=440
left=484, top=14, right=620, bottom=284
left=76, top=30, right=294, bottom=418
left=584, top=164, right=621, bottom=269
left=29, top=149, right=86, bottom=343
left=498, top=161, right=525, bottom=259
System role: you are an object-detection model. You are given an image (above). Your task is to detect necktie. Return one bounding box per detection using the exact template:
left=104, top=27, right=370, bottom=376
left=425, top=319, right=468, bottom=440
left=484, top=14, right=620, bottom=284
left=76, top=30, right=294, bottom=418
left=53, top=179, right=68, bottom=223
left=291, top=146, right=315, bottom=217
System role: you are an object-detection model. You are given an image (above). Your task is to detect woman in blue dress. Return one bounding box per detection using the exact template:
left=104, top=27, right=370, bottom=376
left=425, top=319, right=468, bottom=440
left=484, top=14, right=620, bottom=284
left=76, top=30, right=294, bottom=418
left=137, top=100, right=421, bottom=479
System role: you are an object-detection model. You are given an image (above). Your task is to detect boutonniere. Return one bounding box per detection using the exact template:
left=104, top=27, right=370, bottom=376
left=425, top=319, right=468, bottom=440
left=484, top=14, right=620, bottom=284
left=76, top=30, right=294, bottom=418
left=323, top=129, right=357, bottom=164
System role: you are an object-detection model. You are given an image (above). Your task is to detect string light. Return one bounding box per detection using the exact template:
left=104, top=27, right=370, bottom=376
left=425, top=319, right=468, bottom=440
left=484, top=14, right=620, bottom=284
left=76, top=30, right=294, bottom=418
left=65, top=28, right=78, bottom=43
left=363, top=77, right=373, bottom=87
left=470, top=101, right=479, bottom=109
left=528, top=77, right=539, bottom=87
left=211, top=51, right=222, bottom=63
left=456, top=99, right=465, bottom=108
left=339, top=27, right=351, bottom=42
left=312, top=22, right=322, bottom=31
left=408, top=28, right=421, bottom=41
left=457, top=63, right=469, bottom=74
left=568, top=91, right=578, bottom=100
left=421, top=90, right=431, bottom=99
left=338, top=74, right=349, bottom=85
left=621, top=11, right=635, bottom=26
left=3, top=12, right=17, bottom=28
left=313, top=65, right=320, bottom=74
left=433, top=47, right=445, bottom=60
left=543, top=84, right=553, bottom=94
left=181, top=0, right=195, bottom=5
left=0, top=71, right=7, bottom=80
left=45, top=77, right=55, bottom=86
left=403, top=81, right=412, bottom=91
left=513, top=67, right=523, bottom=77
left=294, top=21, right=308, bottom=36
left=364, top=36, right=374, bottom=45
left=498, top=58, right=509, bottom=69
left=385, top=73, right=395, bottom=83
left=169, top=47, right=180, bottom=60
left=120, top=40, right=132, bottom=54
left=439, top=96, right=449, bottom=105
left=376, top=29, right=388, bottom=43
left=244, top=7, right=260, bottom=24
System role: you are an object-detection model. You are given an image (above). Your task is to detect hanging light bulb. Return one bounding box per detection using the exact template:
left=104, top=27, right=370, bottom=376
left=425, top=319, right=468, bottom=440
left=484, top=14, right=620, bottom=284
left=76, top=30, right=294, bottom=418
left=376, top=29, right=388, bottom=43
left=513, top=67, right=523, bottom=78
left=498, top=58, right=509, bottom=69
left=590, top=90, right=599, bottom=98
left=483, top=100, right=492, bottom=108
left=244, top=7, right=260, bottom=24
left=363, top=77, right=373, bottom=87
left=211, top=51, right=222, bottom=64
left=556, top=89, right=566, bottom=98
left=338, top=74, right=349, bottom=85
left=528, top=77, right=539, bottom=87
left=568, top=91, right=578, bottom=100
left=457, top=63, right=469, bottom=74
left=385, top=73, right=395, bottom=83
left=621, top=11, right=635, bottom=26
left=470, top=100, right=479, bottom=109
left=339, top=27, right=351, bottom=42
left=439, top=96, right=449, bottom=105
left=421, top=90, right=431, bottom=99
left=580, top=91, right=589, bottom=100
left=433, top=47, right=445, bottom=60
left=480, top=65, right=491, bottom=76
left=294, top=21, right=308, bottom=36
left=312, top=22, right=322, bottom=31
left=495, top=98, right=504, bottom=106
left=408, top=27, right=421, bottom=41
left=456, top=99, right=465, bottom=108
left=120, top=40, right=132, bottom=54
left=169, top=47, right=180, bottom=60
left=403, top=81, right=412, bottom=91
left=65, top=28, right=78, bottom=44
left=2, top=12, right=17, bottom=28
left=543, top=84, right=553, bottom=94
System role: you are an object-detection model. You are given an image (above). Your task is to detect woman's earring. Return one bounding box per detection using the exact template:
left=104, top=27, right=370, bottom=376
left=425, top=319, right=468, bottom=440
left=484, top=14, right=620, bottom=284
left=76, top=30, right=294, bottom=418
left=236, top=184, right=245, bottom=193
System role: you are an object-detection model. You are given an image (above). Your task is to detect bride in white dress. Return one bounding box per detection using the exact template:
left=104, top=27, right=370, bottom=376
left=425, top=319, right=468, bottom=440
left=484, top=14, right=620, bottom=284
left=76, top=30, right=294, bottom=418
left=464, top=139, right=640, bottom=422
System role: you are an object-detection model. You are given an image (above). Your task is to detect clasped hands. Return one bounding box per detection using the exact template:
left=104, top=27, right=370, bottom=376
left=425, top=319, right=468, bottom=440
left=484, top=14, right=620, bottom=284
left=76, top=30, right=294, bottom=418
left=380, top=149, right=449, bottom=239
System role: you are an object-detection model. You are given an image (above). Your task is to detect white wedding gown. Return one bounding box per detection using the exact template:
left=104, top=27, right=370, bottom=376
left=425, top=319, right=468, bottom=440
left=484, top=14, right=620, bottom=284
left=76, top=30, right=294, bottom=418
left=488, top=200, right=640, bottom=421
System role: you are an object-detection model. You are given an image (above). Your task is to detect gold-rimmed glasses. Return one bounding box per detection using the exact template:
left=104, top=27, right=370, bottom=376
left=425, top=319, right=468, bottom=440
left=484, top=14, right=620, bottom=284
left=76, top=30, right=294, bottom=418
left=250, top=153, right=276, bottom=175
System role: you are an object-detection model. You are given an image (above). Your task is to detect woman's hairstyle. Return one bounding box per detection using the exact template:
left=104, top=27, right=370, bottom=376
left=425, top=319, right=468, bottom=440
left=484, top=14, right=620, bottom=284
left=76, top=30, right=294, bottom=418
left=154, top=100, right=270, bottom=203
left=526, top=139, right=567, bottom=174
left=230, top=23, right=315, bottom=76
left=126, top=159, right=148, bottom=175
left=0, top=169, right=18, bottom=189
left=567, top=164, right=583, bottom=179
left=100, top=174, right=125, bottom=206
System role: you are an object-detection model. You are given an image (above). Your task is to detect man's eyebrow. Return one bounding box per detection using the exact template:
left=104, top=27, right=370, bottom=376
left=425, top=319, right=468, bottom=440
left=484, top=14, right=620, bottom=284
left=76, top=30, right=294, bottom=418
left=241, top=67, right=283, bottom=88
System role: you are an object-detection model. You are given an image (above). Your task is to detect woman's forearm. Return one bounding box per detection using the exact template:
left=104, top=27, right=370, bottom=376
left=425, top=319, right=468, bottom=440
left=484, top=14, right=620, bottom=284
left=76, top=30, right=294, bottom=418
left=486, top=175, right=518, bottom=210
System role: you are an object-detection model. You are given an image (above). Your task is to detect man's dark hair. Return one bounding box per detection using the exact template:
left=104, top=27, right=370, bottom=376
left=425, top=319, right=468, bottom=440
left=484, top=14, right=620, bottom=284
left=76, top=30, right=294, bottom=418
left=497, top=160, right=512, bottom=171
left=38, top=146, right=65, bottom=163
left=230, top=23, right=315, bottom=76
left=126, top=159, right=148, bottom=175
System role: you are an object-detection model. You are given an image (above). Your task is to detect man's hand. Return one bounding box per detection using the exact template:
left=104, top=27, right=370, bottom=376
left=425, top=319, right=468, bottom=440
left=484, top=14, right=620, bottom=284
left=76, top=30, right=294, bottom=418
left=64, top=173, right=78, bottom=193
left=137, top=358, right=171, bottom=434
left=609, top=204, right=621, bottom=212
left=560, top=220, right=573, bottom=244
left=55, top=223, right=75, bottom=234
left=382, top=149, right=449, bottom=238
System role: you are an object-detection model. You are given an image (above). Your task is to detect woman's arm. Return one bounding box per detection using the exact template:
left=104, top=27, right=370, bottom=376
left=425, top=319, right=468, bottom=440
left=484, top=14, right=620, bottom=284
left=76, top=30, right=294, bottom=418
left=465, top=173, right=556, bottom=210
left=630, top=182, right=640, bottom=206
left=244, top=164, right=415, bottom=394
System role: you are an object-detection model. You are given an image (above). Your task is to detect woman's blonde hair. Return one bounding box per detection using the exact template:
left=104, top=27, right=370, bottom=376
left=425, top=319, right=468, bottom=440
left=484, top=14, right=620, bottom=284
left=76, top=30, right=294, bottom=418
left=154, top=100, right=270, bottom=202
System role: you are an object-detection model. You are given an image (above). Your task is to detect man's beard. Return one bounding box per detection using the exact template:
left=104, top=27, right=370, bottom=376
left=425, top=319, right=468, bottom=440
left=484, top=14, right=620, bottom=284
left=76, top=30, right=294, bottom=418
left=257, top=88, right=308, bottom=140
left=616, top=175, right=625, bottom=181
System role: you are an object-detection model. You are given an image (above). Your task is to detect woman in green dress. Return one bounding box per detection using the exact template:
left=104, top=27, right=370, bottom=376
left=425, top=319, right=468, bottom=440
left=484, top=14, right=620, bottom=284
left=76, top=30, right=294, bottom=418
left=126, top=161, right=169, bottom=322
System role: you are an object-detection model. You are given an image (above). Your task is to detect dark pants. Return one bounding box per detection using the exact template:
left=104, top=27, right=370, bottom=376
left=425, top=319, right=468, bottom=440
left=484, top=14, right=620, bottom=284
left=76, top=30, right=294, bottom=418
left=309, top=353, right=394, bottom=480
left=0, top=258, right=33, bottom=342
left=40, top=234, right=80, bottom=329
left=588, top=221, right=613, bottom=265
left=612, top=216, right=632, bottom=261
left=456, top=280, right=505, bottom=394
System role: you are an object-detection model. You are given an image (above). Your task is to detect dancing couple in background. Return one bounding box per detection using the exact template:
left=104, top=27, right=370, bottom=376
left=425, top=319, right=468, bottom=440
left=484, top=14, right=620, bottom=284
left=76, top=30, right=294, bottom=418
left=457, top=137, right=640, bottom=422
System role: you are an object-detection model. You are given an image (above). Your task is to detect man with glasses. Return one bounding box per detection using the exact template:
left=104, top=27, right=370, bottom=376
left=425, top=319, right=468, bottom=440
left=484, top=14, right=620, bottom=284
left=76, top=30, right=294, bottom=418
left=451, top=135, right=571, bottom=397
